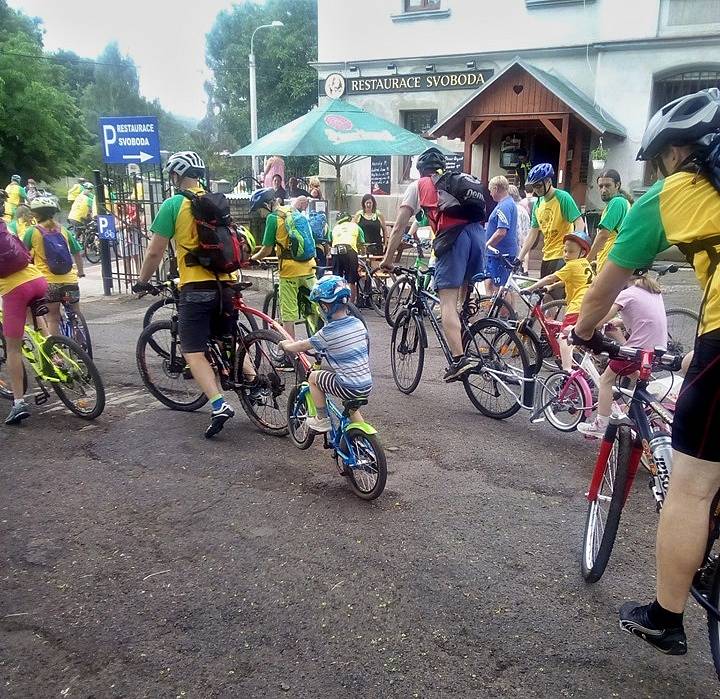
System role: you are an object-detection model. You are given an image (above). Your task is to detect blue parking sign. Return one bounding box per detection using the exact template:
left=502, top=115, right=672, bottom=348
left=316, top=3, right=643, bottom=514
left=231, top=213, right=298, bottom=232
left=97, top=214, right=117, bottom=241
left=99, top=116, right=161, bottom=165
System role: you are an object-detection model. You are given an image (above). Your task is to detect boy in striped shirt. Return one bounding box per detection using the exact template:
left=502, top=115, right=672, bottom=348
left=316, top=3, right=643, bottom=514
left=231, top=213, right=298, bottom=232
left=278, top=275, right=371, bottom=432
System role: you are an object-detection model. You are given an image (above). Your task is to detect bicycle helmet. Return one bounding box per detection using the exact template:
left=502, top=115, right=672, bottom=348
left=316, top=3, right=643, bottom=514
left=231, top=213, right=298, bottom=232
left=249, top=187, right=277, bottom=213
left=563, top=230, right=592, bottom=255
left=335, top=212, right=352, bottom=224
left=310, top=275, right=351, bottom=320
left=29, top=196, right=59, bottom=213
left=163, top=150, right=206, bottom=179
left=416, top=147, right=446, bottom=175
left=82, top=181, right=94, bottom=190
left=637, top=87, right=720, bottom=161
left=525, top=163, right=555, bottom=185
left=10, top=174, right=21, bottom=183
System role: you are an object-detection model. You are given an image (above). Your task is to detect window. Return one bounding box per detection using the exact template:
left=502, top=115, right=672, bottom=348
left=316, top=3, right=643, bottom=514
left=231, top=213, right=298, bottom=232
left=405, top=0, right=440, bottom=10
left=401, top=110, right=438, bottom=180
left=526, top=0, right=596, bottom=7
left=659, top=0, right=720, bottom=34
left=393, top=0, right=449, bottom=21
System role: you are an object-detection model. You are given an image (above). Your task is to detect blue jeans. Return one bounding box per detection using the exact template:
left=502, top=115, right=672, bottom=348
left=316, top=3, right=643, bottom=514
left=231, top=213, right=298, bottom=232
left=434, top=223, right=486, bottom=290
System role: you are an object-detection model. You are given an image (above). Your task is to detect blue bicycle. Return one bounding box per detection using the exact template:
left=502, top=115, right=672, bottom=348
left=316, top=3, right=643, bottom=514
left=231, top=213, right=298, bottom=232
left=286, top=371, right=387, bottom=501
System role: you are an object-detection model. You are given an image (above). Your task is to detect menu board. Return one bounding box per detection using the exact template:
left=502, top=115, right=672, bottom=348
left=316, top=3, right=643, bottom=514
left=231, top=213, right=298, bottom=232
left=370, top=156, right=391, bottom=195
left=445, top=152, right=464, bottom=173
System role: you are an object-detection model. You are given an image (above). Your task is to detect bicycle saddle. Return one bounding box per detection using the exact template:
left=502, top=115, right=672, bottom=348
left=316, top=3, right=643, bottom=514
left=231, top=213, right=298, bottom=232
left=343, top=399, right=368, bottom=411
left=231, top=281, right=253, bottom=292
left=29, top=297, right=49, bottom=317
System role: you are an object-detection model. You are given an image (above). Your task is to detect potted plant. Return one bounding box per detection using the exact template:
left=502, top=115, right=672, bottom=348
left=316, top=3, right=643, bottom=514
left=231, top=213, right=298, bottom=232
left=591, top=138, right=608, bottom=170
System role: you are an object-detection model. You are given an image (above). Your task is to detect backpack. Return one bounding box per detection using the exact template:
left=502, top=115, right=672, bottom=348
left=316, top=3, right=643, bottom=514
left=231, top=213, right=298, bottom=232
left=180, top=190, right=250, bottom=274
left=308, top=210, right=328, bottom=243
left=277, top=206, right=316, bottom=262
left=433, top=172, right=487, bottom=223
left=38, top=225, right=73, bottom=275
left=0, top=220, right=30, bottom=278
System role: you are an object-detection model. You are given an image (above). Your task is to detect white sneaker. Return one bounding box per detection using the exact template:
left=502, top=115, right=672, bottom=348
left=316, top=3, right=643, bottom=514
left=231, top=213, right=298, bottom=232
left=306, top=415, right=331, bottom=433
left=577, top=418, right=608, bottom=439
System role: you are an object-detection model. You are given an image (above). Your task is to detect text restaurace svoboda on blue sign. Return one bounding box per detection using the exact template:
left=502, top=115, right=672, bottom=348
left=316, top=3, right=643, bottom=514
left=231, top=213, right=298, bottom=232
left=99, top=116, right=161, bottom=165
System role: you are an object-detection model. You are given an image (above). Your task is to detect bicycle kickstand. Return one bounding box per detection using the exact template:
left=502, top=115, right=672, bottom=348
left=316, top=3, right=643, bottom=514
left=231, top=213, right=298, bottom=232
left=34, top=378, right=50, bottom=406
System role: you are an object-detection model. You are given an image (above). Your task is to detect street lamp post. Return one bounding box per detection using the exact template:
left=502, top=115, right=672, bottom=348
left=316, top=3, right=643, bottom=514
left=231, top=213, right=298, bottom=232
left=249, top=20, right=284, bottom=180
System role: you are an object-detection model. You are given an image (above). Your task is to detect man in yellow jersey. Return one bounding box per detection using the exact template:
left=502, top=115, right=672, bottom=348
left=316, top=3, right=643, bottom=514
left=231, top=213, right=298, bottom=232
left=67, top=179, right=87, bottom=203
left=68, top=184, right=94, bottom=228
left=4, top=175, right=27, bottom=221
left=517, top=163, right=586, bottom=296
left=134, top=151, right=239, bottom=439
left=573, top=88, right=720, bottom=656
left=587, top=169, right=632, bottom=271
left=329, top=213, right=365, bottom=303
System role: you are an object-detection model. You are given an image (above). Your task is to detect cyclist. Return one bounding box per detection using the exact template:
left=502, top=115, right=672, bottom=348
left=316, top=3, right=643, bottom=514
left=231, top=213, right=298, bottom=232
left=67, top=183, right=94, bottom=229
left=380, top=147, right=486, bottom=382
left=517, top=163, right=586, bottom=295
left=67, top=179, right=87, bottom=203
left=134, top=150, right=238, bottom=439
left=277, top=275, right=371, bottom=432
left=0, top=219, right=48, bottom=425
left=572, top=87, right=720, bottom=655
left=4, top=175, right=27, bottom=222
left=249, top=187, right=317, bottom=340
left=329, top=213, right=365, bottom=303
left=23, top=197, right=85, bottom=336
left=587, top=169, right=632, bottom=271
left=524, top=229, right=593, bottom=372
left=485, top=175, right=519, bottom=297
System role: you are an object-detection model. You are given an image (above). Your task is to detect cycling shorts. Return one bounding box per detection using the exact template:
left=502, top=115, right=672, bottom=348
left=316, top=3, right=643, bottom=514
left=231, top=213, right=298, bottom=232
left=331, top=249, right=359, bottom=284
left=314, top=369, right=370, bottom=401
left=560, top=312, right=579, bottom=333
left=485, top=254, right=512, bottom=286
left=278, top=275, right=316, bottom=324
left=673, top=328, right=720, bottom=461
left=434, top=222, right=485, bottom=291
left=47, top=283, right=80, bottom=304
left=178, top=282, right=238, bottom=354
left=1, top=277, right=49, bottom=339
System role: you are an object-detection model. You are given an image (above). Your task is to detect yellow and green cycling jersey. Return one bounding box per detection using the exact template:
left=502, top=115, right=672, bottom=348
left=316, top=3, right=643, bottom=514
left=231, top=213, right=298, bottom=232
left=531, top=189, right=582, bottom=261
left=596, top=195, right=631, bottom=271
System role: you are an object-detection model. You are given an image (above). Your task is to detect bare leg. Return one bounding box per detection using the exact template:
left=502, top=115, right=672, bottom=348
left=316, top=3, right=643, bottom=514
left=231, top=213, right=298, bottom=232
left=308, top=370, right=326, bottom=410
left=558, top=335, right=574, bottom=372
left=438, top=287, right=463, bottom=357
left=46, top=302, right=61, bottom=336
left=5, top=337, right=25, bottom=400
left=183, top=351, right=223, bottom=401
left=596, top=367, right=617, bottom=418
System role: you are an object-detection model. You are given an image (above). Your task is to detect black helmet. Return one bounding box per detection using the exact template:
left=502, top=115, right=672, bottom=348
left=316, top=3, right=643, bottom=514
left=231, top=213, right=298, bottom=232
left=249, top=187, right=277, bottom=212
left=416, top=147, right=445, bottom=175
left=637, top=87, right=720, bottom=161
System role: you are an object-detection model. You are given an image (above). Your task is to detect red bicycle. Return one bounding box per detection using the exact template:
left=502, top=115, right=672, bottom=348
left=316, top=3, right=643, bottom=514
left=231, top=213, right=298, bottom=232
left=135, top=281, right=311, bottom=436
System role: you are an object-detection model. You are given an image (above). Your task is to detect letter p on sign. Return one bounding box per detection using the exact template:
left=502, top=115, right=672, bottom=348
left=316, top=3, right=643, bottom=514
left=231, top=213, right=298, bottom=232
left=102, top=124, right=117, bottom=158
left=97, top=214, right=116, bottom=241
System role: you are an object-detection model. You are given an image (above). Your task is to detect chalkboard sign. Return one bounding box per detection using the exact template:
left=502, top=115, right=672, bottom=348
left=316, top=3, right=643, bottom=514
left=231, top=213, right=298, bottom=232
left=445, top=152, right=464, bottom=173
left=370, top=156, right=391, bottom=195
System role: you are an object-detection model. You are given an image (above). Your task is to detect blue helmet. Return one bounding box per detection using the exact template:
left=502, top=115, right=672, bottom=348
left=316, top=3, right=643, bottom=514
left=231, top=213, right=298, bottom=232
left=249, top=187, right=276, bottom=212
left=526, top=163, right=555, bottom=184
left=310, top=275, right=350, bottom=304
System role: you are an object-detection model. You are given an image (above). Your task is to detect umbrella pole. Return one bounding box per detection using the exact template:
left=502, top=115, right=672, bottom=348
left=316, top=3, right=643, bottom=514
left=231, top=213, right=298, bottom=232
left=334, top=160, right=343, bottom=211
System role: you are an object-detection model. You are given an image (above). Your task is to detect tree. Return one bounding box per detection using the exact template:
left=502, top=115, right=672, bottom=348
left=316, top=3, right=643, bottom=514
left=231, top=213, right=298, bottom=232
left=205, top=0, right=318, bottom=153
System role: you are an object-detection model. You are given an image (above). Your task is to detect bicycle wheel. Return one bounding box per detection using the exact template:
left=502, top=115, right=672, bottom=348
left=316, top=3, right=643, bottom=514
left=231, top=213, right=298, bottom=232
left=515, top=320, right=544, bottom=376
left=136, top=320, right=207, bottom=411
left=366, top=270, right=388, bottom=317
left=462, top=318, right=529, bottom=419
left=45, top=336, right=105, bottom=419
left=541, top=370, right=589, bottom=432
left=286, top=384, right=315, bottom=449
left=581, top=426, right=632, bottom=582
left=143, top=296, right=176, bottom=329
left=707, top=559, right=720, bottom=681
left=84, top=233, right=100, bottom=264
left=666, top=308, right=698, bottom=357
left=344, top=428, right=387, bottom=500
left=262, top=289, right=279, bottom=330
left=384, top=275, right=412, bottom=326
left=390, top=310, right=425, bottom=394
left=470, top=294, right=517, bottom=322
left=66, top=307, right=93, bottom=358
left=0, top=323, right=27, bottom=400
left=236, top=329, right=293, bottom=436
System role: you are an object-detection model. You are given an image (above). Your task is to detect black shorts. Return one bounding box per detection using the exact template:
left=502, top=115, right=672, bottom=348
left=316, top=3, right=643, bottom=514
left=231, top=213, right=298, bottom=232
left=178, top=282, right=238, bottom=354
left=365, top=242, right=383, bottom=256
left=47, top=283, right=80, bottom=304
left=332, top=248, right=359, bottom=284
left=673, top=328, right=720, bottom=461
left=540, top=258, right=565, bottom=300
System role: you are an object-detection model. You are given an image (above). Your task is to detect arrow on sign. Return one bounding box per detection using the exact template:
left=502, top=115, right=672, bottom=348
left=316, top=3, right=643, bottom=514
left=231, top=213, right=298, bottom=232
left=122, top=151, right=154, bottom=163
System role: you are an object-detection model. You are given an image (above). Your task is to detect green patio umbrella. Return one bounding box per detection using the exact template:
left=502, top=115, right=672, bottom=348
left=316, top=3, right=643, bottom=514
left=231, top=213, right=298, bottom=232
left=231, top=99, right=450, bottom=200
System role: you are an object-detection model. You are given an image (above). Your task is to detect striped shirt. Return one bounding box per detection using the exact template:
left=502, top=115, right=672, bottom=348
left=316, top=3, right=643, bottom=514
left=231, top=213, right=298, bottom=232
left=309, top=314, right=372, bottom=393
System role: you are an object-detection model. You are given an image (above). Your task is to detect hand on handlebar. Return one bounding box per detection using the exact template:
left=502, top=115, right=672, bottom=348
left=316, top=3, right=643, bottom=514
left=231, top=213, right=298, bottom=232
left=132, top=281, right=158, bottom=296
left=569, top=328, right=619, bottom=355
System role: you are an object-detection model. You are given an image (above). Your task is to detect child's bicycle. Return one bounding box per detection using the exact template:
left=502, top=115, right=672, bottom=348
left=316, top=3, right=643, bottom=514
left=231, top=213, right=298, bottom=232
left=286, top=354, right=387, bottom=501
left=0, top=298, right=105, bottom=419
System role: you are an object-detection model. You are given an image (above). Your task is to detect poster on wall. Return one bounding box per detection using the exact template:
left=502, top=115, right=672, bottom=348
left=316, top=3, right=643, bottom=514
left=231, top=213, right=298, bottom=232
left=445, top=152, right=464, bottom=173
left=370, top=156, right=391, bottom=195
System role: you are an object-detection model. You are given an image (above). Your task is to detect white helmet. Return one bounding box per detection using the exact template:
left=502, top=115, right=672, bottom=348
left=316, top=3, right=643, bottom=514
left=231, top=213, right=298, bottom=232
left=82, top=181, right=94, bottom=190
left=164, top=151, right=206, bottom=179
left=30, top=196, right=59, bottom=213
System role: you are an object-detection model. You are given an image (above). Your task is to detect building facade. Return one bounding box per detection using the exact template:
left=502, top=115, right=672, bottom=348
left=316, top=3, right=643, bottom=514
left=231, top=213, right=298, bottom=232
left=314, top=0, right=720, bottom=212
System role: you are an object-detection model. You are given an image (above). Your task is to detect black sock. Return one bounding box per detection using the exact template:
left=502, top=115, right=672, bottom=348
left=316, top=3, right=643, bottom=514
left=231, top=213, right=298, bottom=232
left=648, top=599, right=684, bottom=628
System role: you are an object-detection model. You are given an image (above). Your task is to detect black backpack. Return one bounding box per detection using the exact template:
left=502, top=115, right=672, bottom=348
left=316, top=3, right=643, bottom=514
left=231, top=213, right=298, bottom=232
left=434, top=172, right=487, bottom=223
left=180, top=190, right=249, bottom=274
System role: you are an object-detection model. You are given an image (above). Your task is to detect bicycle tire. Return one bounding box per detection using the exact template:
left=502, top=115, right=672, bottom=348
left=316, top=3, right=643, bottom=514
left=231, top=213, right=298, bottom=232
left=136, top=320, right=208, bottom=412
left=0, top=322, right=27, bottom=400
left=143, top=296, right=176, bottom=329
left=471, top=294, right=517, bottom=322
left=344, top=428, right=387, bottom=500
left=462, top=318, right=530, bottom=419
left=236, top=328, right=292, bottom=436
left=541, top=370, right=589, bottom=432
left=84, top=234, right=100, bottom=264
left=665, top=307, right=699, bottom=357
left=707, top=558, right=720, bottom=681
left=286, top=384, right=315, bottom=449
left=581, top=426, right=632, bottom=582
left=366, top=269, right=388, bottom=317
left=390, top=310, right=425, bottom=394
left=384, top=275, right=412, bottom=327
left=66, top=307, right=93, bottom=358
left=45, top=336, right=105, bottom=419
left=515, top=320, right=544, bottom=376
left=262, top=289, right=278, bottom=331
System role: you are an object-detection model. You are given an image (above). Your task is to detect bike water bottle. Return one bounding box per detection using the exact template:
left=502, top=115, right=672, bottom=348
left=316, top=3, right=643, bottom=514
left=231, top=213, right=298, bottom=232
left=650, top=433, right=673, bottom=500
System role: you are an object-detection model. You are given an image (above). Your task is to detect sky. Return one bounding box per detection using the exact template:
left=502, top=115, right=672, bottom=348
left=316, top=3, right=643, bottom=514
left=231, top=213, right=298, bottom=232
left=9, top=0, right=236, bottom=120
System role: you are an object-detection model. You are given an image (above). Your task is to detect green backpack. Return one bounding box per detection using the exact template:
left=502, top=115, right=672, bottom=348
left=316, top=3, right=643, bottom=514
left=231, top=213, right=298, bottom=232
left=277, top=206, right=316, bottom=262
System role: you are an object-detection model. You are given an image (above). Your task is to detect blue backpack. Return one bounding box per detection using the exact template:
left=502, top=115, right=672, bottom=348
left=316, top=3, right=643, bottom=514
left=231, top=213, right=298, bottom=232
left=308, top=210, right=328, bottom=244
left=38, top=225, right=73, bottom=275
left=278, top=206, right=316, bottom=262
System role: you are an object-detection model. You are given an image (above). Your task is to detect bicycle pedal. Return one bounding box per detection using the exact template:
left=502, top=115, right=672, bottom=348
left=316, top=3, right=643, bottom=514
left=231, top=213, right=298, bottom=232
left=34, top=391, right=49, bottom=406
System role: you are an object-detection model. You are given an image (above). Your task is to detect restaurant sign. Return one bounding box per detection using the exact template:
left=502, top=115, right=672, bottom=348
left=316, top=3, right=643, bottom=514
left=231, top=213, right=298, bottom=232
left=322, top=69, right=494, bottom=98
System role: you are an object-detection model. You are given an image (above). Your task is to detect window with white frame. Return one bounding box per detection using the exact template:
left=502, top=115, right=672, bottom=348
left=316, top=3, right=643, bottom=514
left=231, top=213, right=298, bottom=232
left=659, top=0, right=720, bottom=34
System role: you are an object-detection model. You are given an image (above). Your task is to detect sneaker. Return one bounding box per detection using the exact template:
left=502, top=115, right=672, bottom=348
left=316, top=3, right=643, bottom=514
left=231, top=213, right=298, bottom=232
left=246, top=379, right=265, bottom=404
left=5, top=400, right=31, bottom=425
left=443, top=356, right=473, bottom=382
left=306, top=415, right=331, bottom=433
left=619, top=601, right=687, bottom=655
left=205, top=403, right=235, bottom=439
left=275, top=355, right=295, bottom=372
left=577, top=417, right=608, bottom=439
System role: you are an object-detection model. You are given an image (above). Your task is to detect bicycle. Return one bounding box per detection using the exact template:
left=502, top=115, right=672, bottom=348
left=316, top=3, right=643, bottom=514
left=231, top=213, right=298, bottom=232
left=356, top=255, right=390, bottom=317
left=59, top=293, right=92, bottom=358
left=383, top=240, right=435, bottom=327
left=69, top=219, right=100, bottom=264
left=0, top=298, right=105, bottom=419
left=136, top=281, right=309, bottom=436
left=287, top=356, right=387, bottom=501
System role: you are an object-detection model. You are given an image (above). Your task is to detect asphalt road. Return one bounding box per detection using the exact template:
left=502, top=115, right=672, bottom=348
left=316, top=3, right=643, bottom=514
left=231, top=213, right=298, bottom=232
left=2, top=276, right=718, bottom=698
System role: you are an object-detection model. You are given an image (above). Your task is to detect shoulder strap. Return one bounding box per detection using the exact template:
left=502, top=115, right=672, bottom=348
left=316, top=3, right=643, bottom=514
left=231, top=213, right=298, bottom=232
left=675, top=234, right=720, bottom=272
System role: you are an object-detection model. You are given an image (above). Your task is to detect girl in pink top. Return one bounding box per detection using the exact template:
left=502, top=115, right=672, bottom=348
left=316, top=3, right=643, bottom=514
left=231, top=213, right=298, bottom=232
left=578, top=273, right=667, bottom=438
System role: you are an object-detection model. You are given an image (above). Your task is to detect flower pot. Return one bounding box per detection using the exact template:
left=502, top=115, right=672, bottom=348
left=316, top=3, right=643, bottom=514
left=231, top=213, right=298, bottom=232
left=592, top=158, right=606, bottom=170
